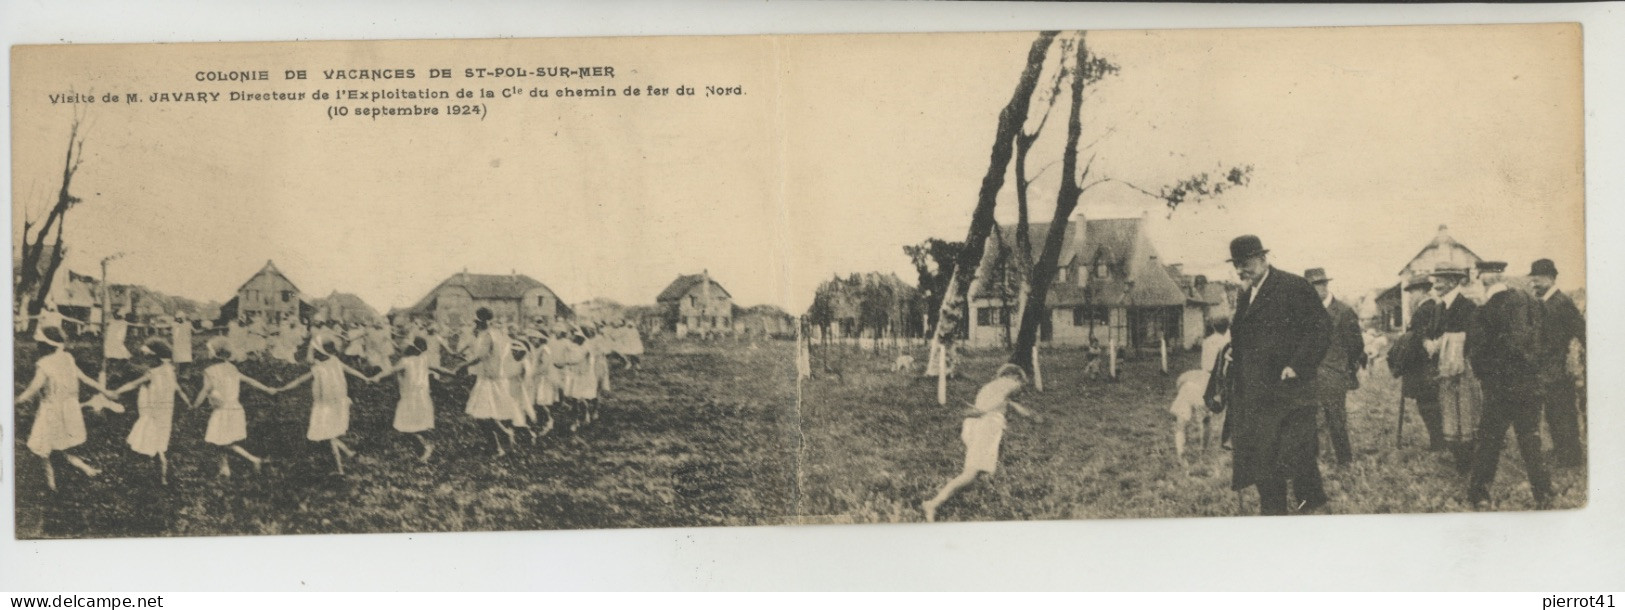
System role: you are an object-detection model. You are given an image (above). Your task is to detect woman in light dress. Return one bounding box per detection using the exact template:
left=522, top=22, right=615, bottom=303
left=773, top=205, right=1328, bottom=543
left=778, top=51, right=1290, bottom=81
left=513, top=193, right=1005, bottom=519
left=456, top=308, right=522, bottom=455
left=191, top=338, right=277, bottom=477
left=278, top=338, right=373, bottom=475
left=15, top=327, right=114, bottom=492
left=109, top=340, right=190, bottom=485
left=370, top=337, right=454, bottom=463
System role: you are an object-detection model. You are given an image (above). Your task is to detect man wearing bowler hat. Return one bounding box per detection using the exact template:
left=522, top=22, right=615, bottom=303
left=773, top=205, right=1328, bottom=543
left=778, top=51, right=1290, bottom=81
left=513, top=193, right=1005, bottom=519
left=1466, top=260, right=1552, bottom=508
left=1305, top=268, right=1365, bottom=466
left=1224, top=235, right=1331, bottom=515
left=1427, top=263, right=1481, bottom=473
left=1527, top=258, right=1586, bottom=468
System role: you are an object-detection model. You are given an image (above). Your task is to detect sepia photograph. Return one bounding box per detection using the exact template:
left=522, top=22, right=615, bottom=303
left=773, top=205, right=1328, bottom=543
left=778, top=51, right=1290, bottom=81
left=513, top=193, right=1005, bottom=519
left=8, top=23, right=1586, bottom=542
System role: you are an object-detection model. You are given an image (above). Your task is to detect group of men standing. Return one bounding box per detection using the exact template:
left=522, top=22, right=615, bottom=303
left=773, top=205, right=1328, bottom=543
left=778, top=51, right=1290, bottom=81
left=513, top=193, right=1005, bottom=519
left=1395, top=257, right=1586, bottom=508
left=1220, top=234, right=1585, bottom=516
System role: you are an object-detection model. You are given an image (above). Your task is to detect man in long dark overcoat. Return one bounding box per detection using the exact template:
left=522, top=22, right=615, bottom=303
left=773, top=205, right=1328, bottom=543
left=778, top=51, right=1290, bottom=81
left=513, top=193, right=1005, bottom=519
left=1225, top=235, right=1332, bottom=515
left=1466, top=261, right=1552, bottom=508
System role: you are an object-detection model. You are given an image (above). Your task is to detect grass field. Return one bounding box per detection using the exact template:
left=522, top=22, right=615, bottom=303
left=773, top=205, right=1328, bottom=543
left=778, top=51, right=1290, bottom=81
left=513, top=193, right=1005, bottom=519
left=12, top=336, right=1587, bottom=539
left=797, top=343, right=1588, bottom=523
left=12, top=337, right=799, bottom=539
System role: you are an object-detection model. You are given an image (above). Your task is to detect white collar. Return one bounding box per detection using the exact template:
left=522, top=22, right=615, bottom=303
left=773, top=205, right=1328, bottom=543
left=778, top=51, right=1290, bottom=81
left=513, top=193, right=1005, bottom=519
left=1541, top=287, right=1560, bottom=302
left=1322, top=294, right=1334, bottom=309
left=1441, top=288, right=1462, bottom=306
left=1485, top=283, right=1509, bottom=299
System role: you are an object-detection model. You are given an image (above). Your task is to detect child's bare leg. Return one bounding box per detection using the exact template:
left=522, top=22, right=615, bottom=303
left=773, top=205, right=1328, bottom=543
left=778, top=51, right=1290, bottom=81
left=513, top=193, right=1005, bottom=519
left=218, top=453, right=232, bottom=477
left=329, top=439, right=345, bottom=475
left=64, top=453, right=100, bottom=477
left=158, top=452, right=169, bottom=485
left=923, top=470, right=982, bottom=522
left=229, top=444, right=264, bottom=471
left=41, top=455, right=57, bottom=492
left=1174, top=423, right=1187, bottom=462
left=334, top=438, right=356, bottom=458
left=414, top=433, right=434, bottom=463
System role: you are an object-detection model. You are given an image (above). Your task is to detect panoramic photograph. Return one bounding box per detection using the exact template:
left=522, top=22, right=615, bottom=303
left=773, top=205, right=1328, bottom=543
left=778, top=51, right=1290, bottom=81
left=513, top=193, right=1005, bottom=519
left=9, top=24, right=1585, bottom=539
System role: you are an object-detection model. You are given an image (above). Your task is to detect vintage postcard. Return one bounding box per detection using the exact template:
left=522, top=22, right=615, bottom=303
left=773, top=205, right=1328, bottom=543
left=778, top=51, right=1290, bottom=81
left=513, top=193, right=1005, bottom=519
left=9, top=24, right=1584, bottom=539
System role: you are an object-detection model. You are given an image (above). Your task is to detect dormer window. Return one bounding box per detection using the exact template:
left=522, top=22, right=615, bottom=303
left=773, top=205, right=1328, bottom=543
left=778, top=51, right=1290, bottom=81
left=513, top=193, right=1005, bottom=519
left=1096, top=262, right=1109, bottom=279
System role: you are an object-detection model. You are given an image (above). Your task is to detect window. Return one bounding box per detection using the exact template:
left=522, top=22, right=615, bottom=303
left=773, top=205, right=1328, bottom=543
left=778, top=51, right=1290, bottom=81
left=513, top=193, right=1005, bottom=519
left=536, top=296, right=546, bottom=306
left=1072, top=306, right=1107, bottom=326
left=1096, top=263, right=1110, bottom=279
left=281, top=291, right=291, bottom=303
left=977, top=307, right=1010, bottom=326
left=689, top=296, right=698, bottom=308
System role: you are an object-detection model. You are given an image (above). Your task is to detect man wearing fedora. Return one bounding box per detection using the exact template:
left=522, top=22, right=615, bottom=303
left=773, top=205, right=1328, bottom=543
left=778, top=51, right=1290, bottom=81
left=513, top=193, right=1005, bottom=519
left=1427, top=263, right=1481, bottom=473
left=1527, top=258, right=1586, bottom=468
left=1399, top=275, right=1447, bottom=450
left=1466, top=261, right=1552, bottom=509
left=1224, top=235, right=1331, bottom=515
left=1305, top=268, right=1365, bottom=466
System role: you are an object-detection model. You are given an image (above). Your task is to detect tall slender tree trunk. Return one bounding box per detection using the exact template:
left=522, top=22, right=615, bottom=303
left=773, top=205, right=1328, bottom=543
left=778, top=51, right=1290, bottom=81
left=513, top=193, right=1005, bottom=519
left=1010, top=34, right=1094, bottom=373
left=927, top=31, right=1058, bottom=362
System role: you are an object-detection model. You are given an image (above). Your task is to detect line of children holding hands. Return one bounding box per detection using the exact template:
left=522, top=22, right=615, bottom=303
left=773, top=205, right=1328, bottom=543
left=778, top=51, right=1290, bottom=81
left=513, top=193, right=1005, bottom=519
left=16, top=306, right=611, bottom=491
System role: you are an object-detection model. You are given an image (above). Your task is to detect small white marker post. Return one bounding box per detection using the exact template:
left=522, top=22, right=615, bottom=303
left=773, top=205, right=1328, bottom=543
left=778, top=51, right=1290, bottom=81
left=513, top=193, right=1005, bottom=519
left=1109, top=335, right=1118, bottom=380
left=935, top=340, right=948, bottom=405
left=1032, top=344, right=1043, bottom=391
left=1160, top=337, right=1168, bottom=374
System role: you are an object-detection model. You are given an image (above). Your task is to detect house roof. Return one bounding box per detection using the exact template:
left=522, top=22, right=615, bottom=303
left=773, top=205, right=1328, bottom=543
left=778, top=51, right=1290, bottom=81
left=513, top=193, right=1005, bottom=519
left=404, top=272, right=562, bottom=314
left=235, top=260, right=303, bottom=296
left=974, top=217, right=1188, bottom=308
left=656, top=273, right=733, bottom=302
left=313, top=291, right=380, bottom=321
left=1399, top=225, right=1483, bottom=277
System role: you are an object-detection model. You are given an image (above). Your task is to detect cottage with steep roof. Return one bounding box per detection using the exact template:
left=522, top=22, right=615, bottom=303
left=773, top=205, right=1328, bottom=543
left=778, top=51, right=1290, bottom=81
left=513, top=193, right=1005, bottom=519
left=402, top=270, right=570, bottom=327
left=220, top=260, right=312, bottom=324
left=655, top=270, right=732, bottom=337
left=966, top=215, right=1191, bottom=349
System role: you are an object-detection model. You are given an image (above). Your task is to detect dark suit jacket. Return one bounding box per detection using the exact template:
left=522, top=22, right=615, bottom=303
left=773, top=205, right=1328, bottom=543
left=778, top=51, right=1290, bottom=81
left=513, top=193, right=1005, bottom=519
left=1468, top=286, right=1539, bottom=387
left=1315, top=297, right=1365, bottom=393
left=1435, top=291, right=1477, bottom=336
left=1227, top=267, right=1332, bottom=490
left=1537, top=289, right=1585, bottom=381
left=1402, top=298, right=1442, bottom=401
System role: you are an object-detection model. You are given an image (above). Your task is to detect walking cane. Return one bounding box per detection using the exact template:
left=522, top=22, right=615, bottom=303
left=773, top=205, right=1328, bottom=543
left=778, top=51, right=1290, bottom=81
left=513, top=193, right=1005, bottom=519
left=1396, top=393, right=1406, bottom=448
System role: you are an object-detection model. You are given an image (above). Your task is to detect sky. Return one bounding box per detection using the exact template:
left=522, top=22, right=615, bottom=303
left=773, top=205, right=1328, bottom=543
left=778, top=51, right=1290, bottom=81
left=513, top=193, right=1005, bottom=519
left=10, top=25, right=1585, bottom=314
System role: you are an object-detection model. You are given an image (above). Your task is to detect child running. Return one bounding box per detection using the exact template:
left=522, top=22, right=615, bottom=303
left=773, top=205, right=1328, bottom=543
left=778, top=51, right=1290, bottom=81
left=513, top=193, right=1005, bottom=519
left=15, top=327, right=114, bottom=491
left=530, top=334, right=559, bottom=438
left=190, top=338, right=277, bottom=477
left=370, top=337, right=454, bottom=462
left=278, top=339, right=373, bottom=475
left=108, top=339, right=190, bottom=485
left=922, top=363, right=1040, bottom=522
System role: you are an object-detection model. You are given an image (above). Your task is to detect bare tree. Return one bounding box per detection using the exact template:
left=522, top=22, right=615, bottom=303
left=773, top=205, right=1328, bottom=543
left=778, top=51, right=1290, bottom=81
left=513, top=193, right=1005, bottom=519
left=16, top=109, right=89, bottom=333
left=927, top=31, right=1059, bottom=355
left=1005, top=35, right=1252, bottom=373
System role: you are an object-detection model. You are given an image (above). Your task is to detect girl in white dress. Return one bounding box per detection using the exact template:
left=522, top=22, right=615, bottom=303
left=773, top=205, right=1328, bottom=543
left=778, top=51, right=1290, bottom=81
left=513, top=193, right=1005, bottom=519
left=922, top=364, right=1041, bottom=522
left=456, top=308, right=520, bottom=455
left=505, top=339, right=541, bottom=444
left=170, top=315, right=194, bottom=365
left=191, top=338, right=277, bottom=477
left=15, top=327, right=114, bottom=491
left=108, top=340, right=190, bottom=485
left=530, top=334, right=559, bottom=438
left=278, top=338, right=372, bottom=475
left=553, top=331, right=591, bottom=433
left=370, top=337, right=454, bottom=462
